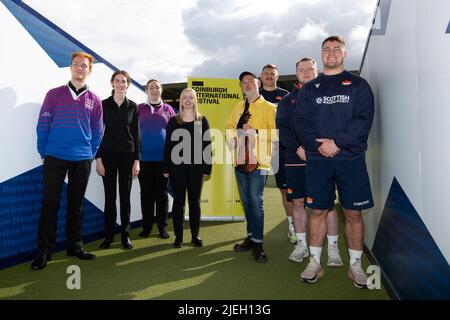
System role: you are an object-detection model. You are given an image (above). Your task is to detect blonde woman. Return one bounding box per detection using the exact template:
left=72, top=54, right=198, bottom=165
left=162, top=88, right=212, bottom=248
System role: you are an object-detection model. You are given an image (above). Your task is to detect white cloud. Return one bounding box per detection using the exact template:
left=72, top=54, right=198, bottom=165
left=349, top=25, right=371, bottom=42
left=22, top=0, right=378, bottom=83
left=257, top=29, right=283, bottom=42
left=296, top=19, right=328, bottom=42
left=24, top=0, right=204, bottom=83
left=223, top=0, right=313, bottom=19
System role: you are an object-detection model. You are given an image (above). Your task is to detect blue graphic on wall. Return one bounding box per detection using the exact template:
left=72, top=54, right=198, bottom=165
left=372, top=177, right=450, bottom=299
left=0, top=0, right=144, bottom=90
left=446, top=20, right=450, bottom=33
left=0, top=167, right=104, bottom=269
left=1, top=0, right=95, bottom=68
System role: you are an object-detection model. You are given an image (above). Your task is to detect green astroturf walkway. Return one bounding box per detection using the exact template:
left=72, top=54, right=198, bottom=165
left=0, top=187, right=390, bottom=300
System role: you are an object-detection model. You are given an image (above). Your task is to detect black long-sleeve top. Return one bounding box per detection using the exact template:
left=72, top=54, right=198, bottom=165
left=162, top=116, right=212, bottom=175
left=96, top=96, right=141, bottom=160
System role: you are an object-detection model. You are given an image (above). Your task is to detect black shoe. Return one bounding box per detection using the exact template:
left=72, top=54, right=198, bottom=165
left=67, top=246, right=96, bottom=260
left=139, top=230, right=150, bottom=237
left=159, top=231, right=170, bottom=239
left=253, top=245, right=268, bottom=263
left=99, top=238, right=113, bottom=249
left=31, top=253, right=51, bottom=270
left=191, top=236, right=203, bottom=247
left=174, top=237, right=182, bottom=248
left=233, top=237, right=255, bottom=252
left=121, top=237, right=133, bottom=250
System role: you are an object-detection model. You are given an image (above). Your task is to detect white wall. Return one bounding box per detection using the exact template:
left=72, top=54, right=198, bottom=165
left=0, top=1, right=147, bottom=225
left=362, top=0, right=450, bottom=262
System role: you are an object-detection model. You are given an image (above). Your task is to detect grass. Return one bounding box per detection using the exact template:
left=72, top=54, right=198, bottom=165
left=0, top=187, right=389, bottom=300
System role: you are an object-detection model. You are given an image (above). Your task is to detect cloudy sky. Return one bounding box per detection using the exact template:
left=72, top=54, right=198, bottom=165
left=25, top=0, right=377, bottom=84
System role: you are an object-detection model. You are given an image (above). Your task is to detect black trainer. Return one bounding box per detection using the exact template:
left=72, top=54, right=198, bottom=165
left=253, top=244, right=268, bottom=263
left=139, top=230, right=150, bottom=237
left=191, top=236, right=203, bottom=247
left=121, top=237, right=133, bottom=250
left=159, top=230, right=170, bottom=239
left=233, top=237, right=255, bottom=252
left=99, top=238, right=113, bottom=249
left=31, top=253, right=51, bottom=270
left=174, top=237, right=183, bottom=248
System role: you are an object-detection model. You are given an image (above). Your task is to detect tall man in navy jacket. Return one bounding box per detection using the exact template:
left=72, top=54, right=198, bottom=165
left=295, top=36, right=374, bottom=288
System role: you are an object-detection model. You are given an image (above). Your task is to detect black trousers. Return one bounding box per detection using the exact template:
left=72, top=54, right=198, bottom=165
left=37, top=155, right=92, bottom=254
left=170, top=165, right=204, bottom=241
left=138, top=161, right=169, bottom=233
left=101, top=151, right=134, bottom=239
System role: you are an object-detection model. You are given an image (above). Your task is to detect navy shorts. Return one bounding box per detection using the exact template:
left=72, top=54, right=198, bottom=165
left=285, top=165, right=306, bottom=201
left=305, top=158, right=374, bottom=210
left=274, top=150, right=287, bottom=189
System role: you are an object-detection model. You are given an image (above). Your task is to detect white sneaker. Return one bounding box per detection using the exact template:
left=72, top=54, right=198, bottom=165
left=327, top=244, right=343, bottom=267
left=288, top=241, right=309, bottom=262
left=288, top=227, right=297, bottom=244
left=299, top=258, right=324, bottom=283
left=348, top=260, right=368, bottom=289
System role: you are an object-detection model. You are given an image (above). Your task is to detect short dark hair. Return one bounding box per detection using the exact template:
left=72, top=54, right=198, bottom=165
left=321, top=35, right=345, bottom=48
left=262, top=63, right=277, bottom=71
left=295, top=57, right=317, bottom=69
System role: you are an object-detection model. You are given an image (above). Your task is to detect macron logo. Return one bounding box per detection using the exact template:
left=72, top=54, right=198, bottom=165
left=353, top=200, right=370, bottom=207
left=41, top=111, right=51, bottom=117
left=315, top=83, right=320, bottom=88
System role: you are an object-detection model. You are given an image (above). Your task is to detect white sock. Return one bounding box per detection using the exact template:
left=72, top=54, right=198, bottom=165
left=348, top=249, right=363, bottom=265
left=327, top=235, right=339, bottom=247
left=309, top=246, right=322, bottom=264
left=287, top=216, right=293, bottom=229
left=296, top=233, right=307, bottom=246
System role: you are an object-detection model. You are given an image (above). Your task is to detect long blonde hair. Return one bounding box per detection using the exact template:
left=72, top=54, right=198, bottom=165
left=176, top=88, right=202, bottom=124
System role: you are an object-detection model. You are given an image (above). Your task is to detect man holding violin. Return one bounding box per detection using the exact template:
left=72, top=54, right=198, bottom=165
left=225, top=71, right=277, bottom=263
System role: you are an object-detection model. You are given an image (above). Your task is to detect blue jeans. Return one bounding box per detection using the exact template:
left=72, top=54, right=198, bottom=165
left=235, top=169, right=267, bottom=243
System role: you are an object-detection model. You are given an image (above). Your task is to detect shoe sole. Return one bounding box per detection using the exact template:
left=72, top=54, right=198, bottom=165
left=300, top=268, right=324, bottom=283
left=233, top=246, right=253, bottom=252
left=327, top=261, right=344, bottom=267
left=66, top=253, right=96, bottom=260
left=347, top=270, right=368, bottom=289
left=254, top=256, right=268, bottom=262
left=288, top=256, right=304, bottom=263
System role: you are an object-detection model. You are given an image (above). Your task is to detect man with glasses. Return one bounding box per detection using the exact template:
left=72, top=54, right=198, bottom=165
left=31, top=52, right=103, bottom=270
left=295, top=36, right=374, bottom=288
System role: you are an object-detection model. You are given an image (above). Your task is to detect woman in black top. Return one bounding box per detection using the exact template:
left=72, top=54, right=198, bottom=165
left=96, top=70, right=140, bottom=250
left=163, top=88, right=212, bottom=248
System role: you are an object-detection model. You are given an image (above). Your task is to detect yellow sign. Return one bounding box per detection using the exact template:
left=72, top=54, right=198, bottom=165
left=188, top=77, right=245, bottom=220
